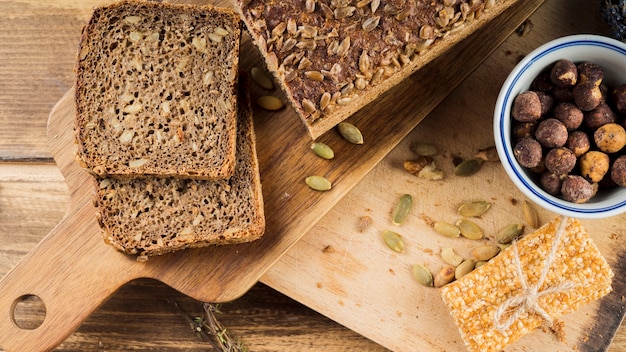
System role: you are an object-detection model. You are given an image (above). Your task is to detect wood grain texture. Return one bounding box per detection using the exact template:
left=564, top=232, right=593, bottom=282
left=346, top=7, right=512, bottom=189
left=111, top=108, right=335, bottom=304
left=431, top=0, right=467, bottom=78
left=262, top=1, right=626, bottom=352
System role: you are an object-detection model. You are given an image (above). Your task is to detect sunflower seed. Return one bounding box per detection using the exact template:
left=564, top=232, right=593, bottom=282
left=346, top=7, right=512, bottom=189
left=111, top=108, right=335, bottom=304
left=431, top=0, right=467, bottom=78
left=434, top=221, right=461, bottom=238
left=302, top=98, right=317, bottom=114
left=337, top=37, right=351, bottom=58
left=311, top=142, right=334, bottom=159
left=496, top=223, right=524, bottom=244
left=392, top=194, right=413, bottom=225
left=320, top=92, right=331, bottom=110
left=272, top=22, right=287, bottom=37
left=256, top=96, right=284, bottom=110
left=458, top=200, right=491, bottom=217
left=305, top=0, right=316, bottom=13
left=455, top=218, right=483, bottom=240
left=371, top=0, right=381, bottom=12
left=355, top=77, right=367, bottom=90
left=305, top=175, right=332, bottom=191
left=287, top=18, right=297, bottom=35
left=382, top=230, right=405, bottom=253
left=281, top=38, right=297, bottom=52
left=362, top=16, right=381, bottom=32
left=412, top=264, right=433, bottom=287
left=304, top=70, right=324, bottom=81
left=251, top=67, right=274, bottom=90
left=471, top=245, right=500, bottom=261
left=337, top=122, right=363, bottom=144
left=334, top=6, right=356, bottom=19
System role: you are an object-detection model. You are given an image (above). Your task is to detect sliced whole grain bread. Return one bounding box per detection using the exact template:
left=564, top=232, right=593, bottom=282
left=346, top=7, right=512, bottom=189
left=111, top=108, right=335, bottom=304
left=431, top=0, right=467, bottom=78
left=75, top=0, right=241, bottom=179
left=95, top=77, right=265, bottom=257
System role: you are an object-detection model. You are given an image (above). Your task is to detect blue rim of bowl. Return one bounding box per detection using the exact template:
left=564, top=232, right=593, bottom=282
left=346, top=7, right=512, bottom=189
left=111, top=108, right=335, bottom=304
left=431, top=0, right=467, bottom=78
left=497, top=35, right=626, bottom=216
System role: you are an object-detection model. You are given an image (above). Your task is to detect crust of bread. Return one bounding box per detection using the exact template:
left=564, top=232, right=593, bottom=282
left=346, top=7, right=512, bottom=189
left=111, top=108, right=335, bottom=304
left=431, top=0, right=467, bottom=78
left=75, top=0, right=241, bottom=179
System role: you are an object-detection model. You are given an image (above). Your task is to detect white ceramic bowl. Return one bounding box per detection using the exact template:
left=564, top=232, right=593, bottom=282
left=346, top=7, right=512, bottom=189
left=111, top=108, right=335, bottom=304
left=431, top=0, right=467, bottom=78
left=494, top=34, right=626, bottom=219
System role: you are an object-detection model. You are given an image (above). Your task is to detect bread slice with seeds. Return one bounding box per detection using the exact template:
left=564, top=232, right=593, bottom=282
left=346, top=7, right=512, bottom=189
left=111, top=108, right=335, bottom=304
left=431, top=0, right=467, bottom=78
left=95, top=77, right=265, bottom=257
left=75, top=0, right=241, bottom=180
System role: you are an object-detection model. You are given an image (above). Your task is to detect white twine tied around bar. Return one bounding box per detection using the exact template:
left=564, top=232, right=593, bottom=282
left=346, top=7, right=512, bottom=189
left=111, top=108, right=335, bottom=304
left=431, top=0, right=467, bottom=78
left=493, top=216, right=578, bottom=331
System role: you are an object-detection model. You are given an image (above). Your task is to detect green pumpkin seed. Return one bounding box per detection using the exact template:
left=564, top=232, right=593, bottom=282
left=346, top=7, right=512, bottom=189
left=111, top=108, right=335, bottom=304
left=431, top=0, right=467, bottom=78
left=474, top=261, right=487, bottom=269
left=251, top=66, right=274, bottom=90
left=412, top=142, right=438, bottom=156
left=392, top=194, right=413, bottom=225
left=455, top=218, right=483, bottom=240
left=257, top=95, right=284, bottom=110
left=522, top=200, right=540, bottom=228
left=433, top=221, right=461, bottom=238
left=382, top=230, right=405, bottom=253
left=455, top=259, right=476, bottom=280
left=471, top=245, right=500, bottom=261
left=454, top=158, right=483, bottom=176
left=310, top=142, right=335, bottom=159
left=434, top=266, right=455, bottom=287
left=441, top=247, right=463, bottom=266
left=412, top=264, right=433, bottom=287
left=458, top=200, right=491, bottom=217
left=337, top=122, right=364, bottom=144
left=496, top=223, right=524, bottom=244
left=305, top=175, right=332, bottom=191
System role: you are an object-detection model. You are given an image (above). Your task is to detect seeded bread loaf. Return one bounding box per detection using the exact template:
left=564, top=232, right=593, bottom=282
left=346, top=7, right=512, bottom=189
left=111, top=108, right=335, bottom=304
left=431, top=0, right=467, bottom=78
left=94, top=78, right=265, bottom=257
left=231, top=0, right=518, bottom=139
left=75, top=0, right=241, bottom=179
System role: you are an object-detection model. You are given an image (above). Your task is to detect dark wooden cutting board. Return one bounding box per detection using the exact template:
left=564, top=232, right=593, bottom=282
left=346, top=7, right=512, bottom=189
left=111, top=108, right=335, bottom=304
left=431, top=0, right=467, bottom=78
left=0, top=0, right=542, bottom=350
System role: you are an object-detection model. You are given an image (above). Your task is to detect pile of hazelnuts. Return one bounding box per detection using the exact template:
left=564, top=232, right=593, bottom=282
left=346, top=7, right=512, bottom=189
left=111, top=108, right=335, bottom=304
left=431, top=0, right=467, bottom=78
left=512, top=59, right=626, bottom=203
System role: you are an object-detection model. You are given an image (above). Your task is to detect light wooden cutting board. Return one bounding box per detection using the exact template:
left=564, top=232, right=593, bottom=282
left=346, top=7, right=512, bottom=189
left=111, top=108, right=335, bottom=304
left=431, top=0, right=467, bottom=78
left=0, top=0, right=541, bottom=350
left=262, top=2, right=626, bottom=351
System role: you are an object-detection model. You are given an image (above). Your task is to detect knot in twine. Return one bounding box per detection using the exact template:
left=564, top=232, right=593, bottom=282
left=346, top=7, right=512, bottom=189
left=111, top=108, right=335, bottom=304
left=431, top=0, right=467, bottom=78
left=493, top=216, right=578, bottom=331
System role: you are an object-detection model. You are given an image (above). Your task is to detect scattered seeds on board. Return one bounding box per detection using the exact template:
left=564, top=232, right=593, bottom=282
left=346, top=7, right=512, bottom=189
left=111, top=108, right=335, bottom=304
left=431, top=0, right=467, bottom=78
left=250, top=66, right=274, bottom=90
left=412, top=142, right=438, bottom=156
left=412, top=264, right=433, bottom=287
left=305, top=175, right=332, bottom=191
left=496, top=223, right=524, bottom=244
left=454, top=158, right=483, bottom=176
left=311, top=142, right=334, bottom=160
left=392, top=194, right=413, bottom=225
left=433, top=221, right=461, bottom=238
left=434, top=266, right=456, bottom=287
left=382, top=230, right=405, bottom=253
left=473, top=146, right=500, bottom=162
left=337, top=122, right=364, bottom=144
left=458, top=200, right=491, bottom=217
left=455, top=218, right=483, bottom=240
left=522, top=200, right=540, bottom=228
left=257, top=95, right=284, bottom=110
left=441, top=247, right=464, bottom=266
left=471, top=245, right=501, bottom=261
left=455, top=259, right=476, bottom=280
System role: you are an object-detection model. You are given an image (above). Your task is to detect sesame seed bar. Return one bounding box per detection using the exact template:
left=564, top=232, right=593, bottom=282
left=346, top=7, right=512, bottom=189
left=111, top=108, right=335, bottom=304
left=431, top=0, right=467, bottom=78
left=439, top=217, right=613, bottom=352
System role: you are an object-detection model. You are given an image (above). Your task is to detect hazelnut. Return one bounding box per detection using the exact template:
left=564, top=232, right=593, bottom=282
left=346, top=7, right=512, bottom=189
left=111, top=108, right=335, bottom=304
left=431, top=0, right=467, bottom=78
left=536, top=91, right=554, bottom=116
left=512, top=91, right=542, bottom=122
left=611, top=155, right=626, bottom=187
left=535, top=118, right=568, bottom=148
left=576, top=61, right=604, bottom=86
left=513, top=137, right=543, bottom=168
left=573, top=81, right=603, bottom=111
left=560, top=175, right=598, bottom=203
left=540, top=172, right=564, bottom=196
left=550, top=59, right=577, bottom=88
left=594, top=122, right=626, bottom=153
left=553, top=102, right=583, bottom=130
left=530, top=71, right=554, bottom=92
left=610, top=84, right=626, bottom=114
left=512, top=121, right=537, bottom=141
left=544, top=147, right=577, bottom=175
left=584, top=102, right=616, bottom=130
left=551, top=86, right=574, bottom=103
left=566, top=130, right=591, bottom=157
left=579, top=150, right=610, bottom=183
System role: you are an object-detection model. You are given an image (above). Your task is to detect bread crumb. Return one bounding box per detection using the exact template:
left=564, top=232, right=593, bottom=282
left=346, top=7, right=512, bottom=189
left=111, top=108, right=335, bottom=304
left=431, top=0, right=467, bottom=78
left=420, top=213, right=435, bottom=227
left=322, top=245, right=335, bottom=253
left=316, top=282, right=323, bottom=289
left=357, top=215, right=372, bottom=232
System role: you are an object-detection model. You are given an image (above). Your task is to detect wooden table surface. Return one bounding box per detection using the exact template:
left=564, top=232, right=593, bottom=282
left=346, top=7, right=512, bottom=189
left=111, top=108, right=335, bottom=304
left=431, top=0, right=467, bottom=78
left=1, top=0, right=625, bottom=351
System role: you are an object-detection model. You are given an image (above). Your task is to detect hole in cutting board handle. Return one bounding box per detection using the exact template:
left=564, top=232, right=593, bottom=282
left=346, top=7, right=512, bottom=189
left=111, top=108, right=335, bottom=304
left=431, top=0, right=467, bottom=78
left=11, top=294, right=47, bottom=330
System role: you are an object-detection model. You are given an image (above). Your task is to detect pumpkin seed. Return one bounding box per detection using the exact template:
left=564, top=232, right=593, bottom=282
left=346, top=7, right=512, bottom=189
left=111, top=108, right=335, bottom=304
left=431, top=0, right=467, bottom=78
left=474, top=261, right=487, bottom=269
left=458, top=200, right=491, bottom=217
left=337, top=122, right=364, bottom=144
left=250, top=66, right=274, bottom=90
left=433, top=221, right=461, bottom=238
left=310, top=142, right=334, bottom=160
left=455, top=218, right=483, bottom=240
left=441, top=247, right=463, bottom=266
left=412, top=264, right=433, bottom=287
left=392, top=194, right=413, bottom=225
left=496, top=223, right=524, bottom=244
left=305, top=175, right=332, bottom=191
left=434, top=266, right=455, bottom=287
left=454, top=158, right=483, bottom=176
left=455, top=259, right=476, bottom=280
left=471, top=245, right=500, bottom=261
left=474, top=146, right=499, bottom=162
left=522, top=200, right=540, bottom=228
left=412, top=142, right=438, bottom=156
left=382, top=230, right=405, bottom=253
left=256, top=95, right=284, bottom=110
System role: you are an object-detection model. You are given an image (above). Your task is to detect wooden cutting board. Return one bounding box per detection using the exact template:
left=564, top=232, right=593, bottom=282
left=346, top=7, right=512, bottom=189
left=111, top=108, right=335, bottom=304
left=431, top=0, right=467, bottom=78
left=0, top=0, right=540, bottom=350
left=262, top=3, right=626, bottom=352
